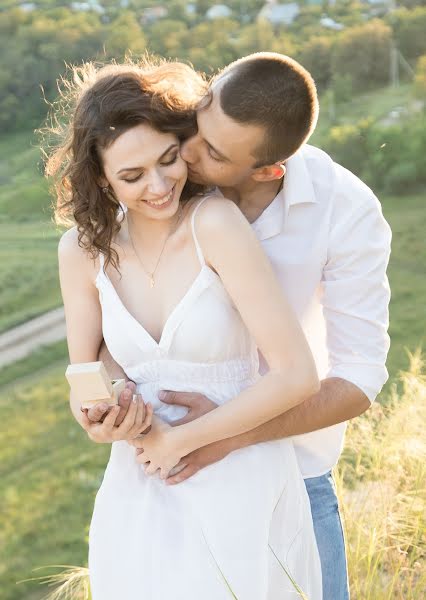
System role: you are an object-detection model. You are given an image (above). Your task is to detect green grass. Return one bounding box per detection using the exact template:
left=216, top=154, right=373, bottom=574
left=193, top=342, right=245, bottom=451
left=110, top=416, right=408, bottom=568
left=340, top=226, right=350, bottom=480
left=0, top=132, right=63, bottom=333
left=0, top=131, right=51, bottom=224
left=383, top=193, right=426, bottom=379
left=0, top=354, right=109, bottom=600
left=0, top=222, right=63, bottom=333
left=0, top=340, right=68, bottom=389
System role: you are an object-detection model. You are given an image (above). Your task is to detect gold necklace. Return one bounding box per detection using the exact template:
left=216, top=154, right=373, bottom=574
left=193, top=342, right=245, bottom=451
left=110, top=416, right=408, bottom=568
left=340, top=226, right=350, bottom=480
left=127, top=207, right=183, bottom=288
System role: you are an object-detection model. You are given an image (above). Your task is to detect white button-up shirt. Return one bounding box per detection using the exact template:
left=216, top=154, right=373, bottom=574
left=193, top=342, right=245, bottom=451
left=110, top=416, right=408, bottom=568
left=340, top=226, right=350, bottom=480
left=247, top=144, right=391, bottom=478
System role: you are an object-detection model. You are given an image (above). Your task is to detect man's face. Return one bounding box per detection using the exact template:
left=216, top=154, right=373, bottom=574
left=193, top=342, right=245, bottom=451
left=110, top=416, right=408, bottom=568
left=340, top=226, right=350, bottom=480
left=180, top=83, right=266, bottom=189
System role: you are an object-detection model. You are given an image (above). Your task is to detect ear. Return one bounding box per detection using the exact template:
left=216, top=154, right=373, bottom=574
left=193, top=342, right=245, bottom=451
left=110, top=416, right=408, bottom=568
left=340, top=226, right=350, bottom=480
left=98, top=176, right=109, bottom=189
left=252, top=162, right=286, bottom=183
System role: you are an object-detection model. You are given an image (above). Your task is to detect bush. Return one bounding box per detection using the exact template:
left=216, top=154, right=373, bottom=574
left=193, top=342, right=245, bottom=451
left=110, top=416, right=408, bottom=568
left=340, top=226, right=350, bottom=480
left=322, top=113, right=426, bottom=193
left=325, top=118, right=373, bottom=177
left=332, top=20, right=392, bottom=92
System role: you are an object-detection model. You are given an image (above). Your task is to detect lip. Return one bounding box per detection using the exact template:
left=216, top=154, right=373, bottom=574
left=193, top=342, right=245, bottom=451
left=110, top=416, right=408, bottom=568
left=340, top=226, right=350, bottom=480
left=143, top=185, right=176, bottom=210
left=188, top=167, right=201, bottom=179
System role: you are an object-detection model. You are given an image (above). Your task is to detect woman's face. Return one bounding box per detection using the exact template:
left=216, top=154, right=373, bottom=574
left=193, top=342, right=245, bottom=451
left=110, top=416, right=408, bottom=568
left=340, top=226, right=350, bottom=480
left=100, top=123, right=187, bottom=221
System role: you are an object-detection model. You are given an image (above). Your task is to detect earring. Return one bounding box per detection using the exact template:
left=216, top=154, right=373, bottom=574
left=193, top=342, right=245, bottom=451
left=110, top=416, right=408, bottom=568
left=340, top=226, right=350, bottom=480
left=102, top=187, right=109, bottom=194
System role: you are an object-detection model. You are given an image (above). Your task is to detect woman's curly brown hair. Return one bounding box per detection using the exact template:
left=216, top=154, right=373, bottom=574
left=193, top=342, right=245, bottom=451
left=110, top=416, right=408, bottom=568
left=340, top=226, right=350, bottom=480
left=45, top=58, right=207, bottom=272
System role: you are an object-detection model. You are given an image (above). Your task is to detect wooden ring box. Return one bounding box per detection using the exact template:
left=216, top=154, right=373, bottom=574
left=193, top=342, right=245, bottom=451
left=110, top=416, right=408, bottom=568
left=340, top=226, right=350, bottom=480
left=65, top=361, right=126, bottom=409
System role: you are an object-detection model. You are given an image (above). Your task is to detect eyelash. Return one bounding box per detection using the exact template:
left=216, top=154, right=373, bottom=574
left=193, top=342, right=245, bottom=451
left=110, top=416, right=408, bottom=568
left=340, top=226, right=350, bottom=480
left=123, top=155, right=179, bottom=183
left=207, top=147, right=221, bottom=162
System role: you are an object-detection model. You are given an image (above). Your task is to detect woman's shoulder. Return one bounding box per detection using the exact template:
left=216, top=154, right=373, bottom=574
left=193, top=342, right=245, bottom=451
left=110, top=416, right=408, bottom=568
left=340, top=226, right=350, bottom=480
left=58, top=226, right=81, bottom=258
left=58, top=226, right=98, bottom=279
left=190, top=194, right=245, bottom=232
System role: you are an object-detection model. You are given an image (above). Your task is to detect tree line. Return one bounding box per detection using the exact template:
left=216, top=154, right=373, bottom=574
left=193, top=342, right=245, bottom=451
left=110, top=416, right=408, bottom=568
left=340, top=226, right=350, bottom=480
left=0, top=1, right=425, bottom=191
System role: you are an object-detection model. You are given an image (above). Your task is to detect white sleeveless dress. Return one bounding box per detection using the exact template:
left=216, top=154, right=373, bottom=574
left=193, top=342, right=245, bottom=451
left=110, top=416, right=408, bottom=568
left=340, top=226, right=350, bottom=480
left=89, top=199, right=322, bottom=599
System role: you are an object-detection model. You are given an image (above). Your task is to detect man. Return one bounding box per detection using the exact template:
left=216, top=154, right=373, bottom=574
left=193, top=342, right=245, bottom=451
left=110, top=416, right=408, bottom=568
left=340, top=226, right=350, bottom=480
left=90, top=53, right=391, bottom=598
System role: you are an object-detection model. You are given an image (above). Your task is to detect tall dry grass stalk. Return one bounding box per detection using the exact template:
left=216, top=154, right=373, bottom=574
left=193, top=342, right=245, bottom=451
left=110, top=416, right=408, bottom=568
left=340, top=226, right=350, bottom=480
left=19, top=565, right=91, bottom=600
left=337, top=349, right=426, bottom=599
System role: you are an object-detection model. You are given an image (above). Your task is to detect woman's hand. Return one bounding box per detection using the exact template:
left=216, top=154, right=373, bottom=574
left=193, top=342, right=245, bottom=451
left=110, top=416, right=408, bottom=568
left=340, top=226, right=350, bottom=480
left=131, top=417, right=186, bottom=479
left=80, top=395, right=153, bottom=443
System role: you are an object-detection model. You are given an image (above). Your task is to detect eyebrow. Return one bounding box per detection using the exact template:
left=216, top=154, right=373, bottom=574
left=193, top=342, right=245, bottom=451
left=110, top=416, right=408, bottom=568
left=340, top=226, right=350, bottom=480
left=116, top=143, right=179, bottom=174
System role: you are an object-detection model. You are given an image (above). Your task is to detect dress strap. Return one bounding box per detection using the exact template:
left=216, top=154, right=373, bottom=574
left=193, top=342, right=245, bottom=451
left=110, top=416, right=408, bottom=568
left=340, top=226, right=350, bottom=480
left=98, top=251, right=105, bottom=274
left=190, top=196, right=211, bottom=267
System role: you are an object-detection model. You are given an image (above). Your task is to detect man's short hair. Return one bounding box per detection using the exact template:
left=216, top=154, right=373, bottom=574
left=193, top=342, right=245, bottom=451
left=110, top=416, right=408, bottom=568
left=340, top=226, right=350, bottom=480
left=215, top=52, right=319, bottom=167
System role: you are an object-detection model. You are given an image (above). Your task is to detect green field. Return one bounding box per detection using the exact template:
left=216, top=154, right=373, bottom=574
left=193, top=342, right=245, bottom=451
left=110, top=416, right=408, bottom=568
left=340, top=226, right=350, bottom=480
left=0, top=132, right=62, bottom=333
left=0, top=348, right=107, bottom=600
left=383, top=193, right=426, bottom=378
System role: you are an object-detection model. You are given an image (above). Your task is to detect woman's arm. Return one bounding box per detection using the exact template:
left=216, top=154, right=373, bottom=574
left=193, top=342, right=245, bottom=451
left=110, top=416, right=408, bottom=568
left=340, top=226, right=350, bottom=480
left=138, top=198, right=319, bottom=476
left=177, top=198, right=319, bottom=451
left=58, top=227, right=150, bottom=441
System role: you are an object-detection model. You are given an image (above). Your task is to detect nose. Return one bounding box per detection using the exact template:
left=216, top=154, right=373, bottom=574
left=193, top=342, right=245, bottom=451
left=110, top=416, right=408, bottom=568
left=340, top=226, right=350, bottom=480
left=146, top=169, right=170, bottom=198
left=180, top=136, right=197, bottom=164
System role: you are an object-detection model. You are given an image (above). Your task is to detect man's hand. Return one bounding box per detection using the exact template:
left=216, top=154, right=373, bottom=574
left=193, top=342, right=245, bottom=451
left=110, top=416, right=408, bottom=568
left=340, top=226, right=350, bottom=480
left=158, top=390, right=218, bottom=426
left=86, top=381, right=136, bottom=425
left=154, top=391, right=228, bottom=483
left=165, top=438, right=235, bottom=485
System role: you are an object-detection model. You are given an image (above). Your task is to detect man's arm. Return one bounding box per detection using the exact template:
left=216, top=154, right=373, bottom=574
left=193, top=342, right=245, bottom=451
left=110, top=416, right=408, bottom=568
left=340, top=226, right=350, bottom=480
left=229, top=377, right=369, bottom=444
left=98, top=339, right=129, bottom=380
left=155, top=377, right=368, bottom=484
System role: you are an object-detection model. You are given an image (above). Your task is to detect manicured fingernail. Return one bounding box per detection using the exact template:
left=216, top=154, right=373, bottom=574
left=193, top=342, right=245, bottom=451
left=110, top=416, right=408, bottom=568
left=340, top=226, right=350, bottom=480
left=123, top=390, right=131, bottom=400
left=158, top=391, right=166, bottom=400
left=132, top=394, right=138, bottom=404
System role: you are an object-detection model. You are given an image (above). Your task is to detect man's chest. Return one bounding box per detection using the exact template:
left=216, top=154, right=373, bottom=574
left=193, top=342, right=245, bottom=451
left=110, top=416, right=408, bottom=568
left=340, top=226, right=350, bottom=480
left=258, top=211, right=328, bottom=318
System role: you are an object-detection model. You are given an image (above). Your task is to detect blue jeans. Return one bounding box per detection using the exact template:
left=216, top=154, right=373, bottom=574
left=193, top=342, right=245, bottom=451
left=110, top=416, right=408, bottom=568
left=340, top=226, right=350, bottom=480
left=304, top=471, right=349, bottom=600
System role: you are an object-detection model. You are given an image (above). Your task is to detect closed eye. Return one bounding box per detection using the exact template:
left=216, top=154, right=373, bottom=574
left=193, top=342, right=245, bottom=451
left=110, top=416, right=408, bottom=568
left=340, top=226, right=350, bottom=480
left=123, top=154, right=179, bottom=183
left=207, top=147, right=222, bottom=162
left=123, top=173, right=143, bottom=183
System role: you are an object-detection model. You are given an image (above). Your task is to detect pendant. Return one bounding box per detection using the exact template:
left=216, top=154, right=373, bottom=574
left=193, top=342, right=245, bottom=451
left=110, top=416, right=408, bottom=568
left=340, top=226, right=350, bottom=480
left=150, top=275, right=155, bottom=288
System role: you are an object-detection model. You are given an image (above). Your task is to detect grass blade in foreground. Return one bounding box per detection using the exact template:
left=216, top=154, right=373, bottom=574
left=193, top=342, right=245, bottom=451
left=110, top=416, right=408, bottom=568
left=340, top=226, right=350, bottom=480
left=268, top=543, right=309, bottom=599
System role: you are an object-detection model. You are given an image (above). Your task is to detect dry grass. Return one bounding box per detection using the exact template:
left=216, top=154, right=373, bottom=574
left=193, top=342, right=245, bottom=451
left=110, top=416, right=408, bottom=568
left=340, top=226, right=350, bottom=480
left=337, top=350, right=426, bottom=599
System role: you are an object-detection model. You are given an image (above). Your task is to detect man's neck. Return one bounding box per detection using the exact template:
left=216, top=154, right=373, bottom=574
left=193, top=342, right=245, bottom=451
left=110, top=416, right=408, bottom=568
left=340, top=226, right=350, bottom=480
left=219, top=178, right=283, bottom=223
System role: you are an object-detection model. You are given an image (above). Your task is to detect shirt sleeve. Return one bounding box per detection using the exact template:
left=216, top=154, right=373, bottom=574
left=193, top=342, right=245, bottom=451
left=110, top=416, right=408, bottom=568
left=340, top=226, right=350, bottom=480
left=321, top=168, right=392, bottom=402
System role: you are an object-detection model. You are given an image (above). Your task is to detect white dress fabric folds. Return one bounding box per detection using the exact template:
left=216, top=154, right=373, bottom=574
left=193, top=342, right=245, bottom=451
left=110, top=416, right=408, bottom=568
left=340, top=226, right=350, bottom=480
left=88, top=199, right=322, bottom=599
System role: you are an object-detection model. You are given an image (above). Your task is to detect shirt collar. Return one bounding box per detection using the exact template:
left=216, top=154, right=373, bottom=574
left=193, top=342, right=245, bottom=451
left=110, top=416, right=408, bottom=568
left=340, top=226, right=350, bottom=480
left=214, top=145, right=318, bottom=240
left=252, top=146, right=318, bottom=240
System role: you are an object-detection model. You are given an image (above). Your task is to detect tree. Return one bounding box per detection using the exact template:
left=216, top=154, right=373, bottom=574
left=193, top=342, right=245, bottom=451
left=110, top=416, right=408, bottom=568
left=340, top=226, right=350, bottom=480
left=389, top=7, right=426, bottom=61
left=103, top=12, right=147, bottom=59
left=298, top=36, right=334, bottom=91
left=332, top=20, right=392, bottom=92
left=414, top=55, right=426, bottom=101
left=146, top=19, right=188, bottom=59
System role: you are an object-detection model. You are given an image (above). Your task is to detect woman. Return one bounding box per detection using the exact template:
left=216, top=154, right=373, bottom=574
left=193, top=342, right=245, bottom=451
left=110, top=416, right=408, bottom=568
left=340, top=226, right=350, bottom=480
left=51, top=60, right=322, bottom=599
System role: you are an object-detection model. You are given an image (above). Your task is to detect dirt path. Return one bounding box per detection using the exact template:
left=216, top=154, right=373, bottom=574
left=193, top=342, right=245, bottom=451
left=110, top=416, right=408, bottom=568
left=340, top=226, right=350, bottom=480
left=0, top=307, right=66, bottom=369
